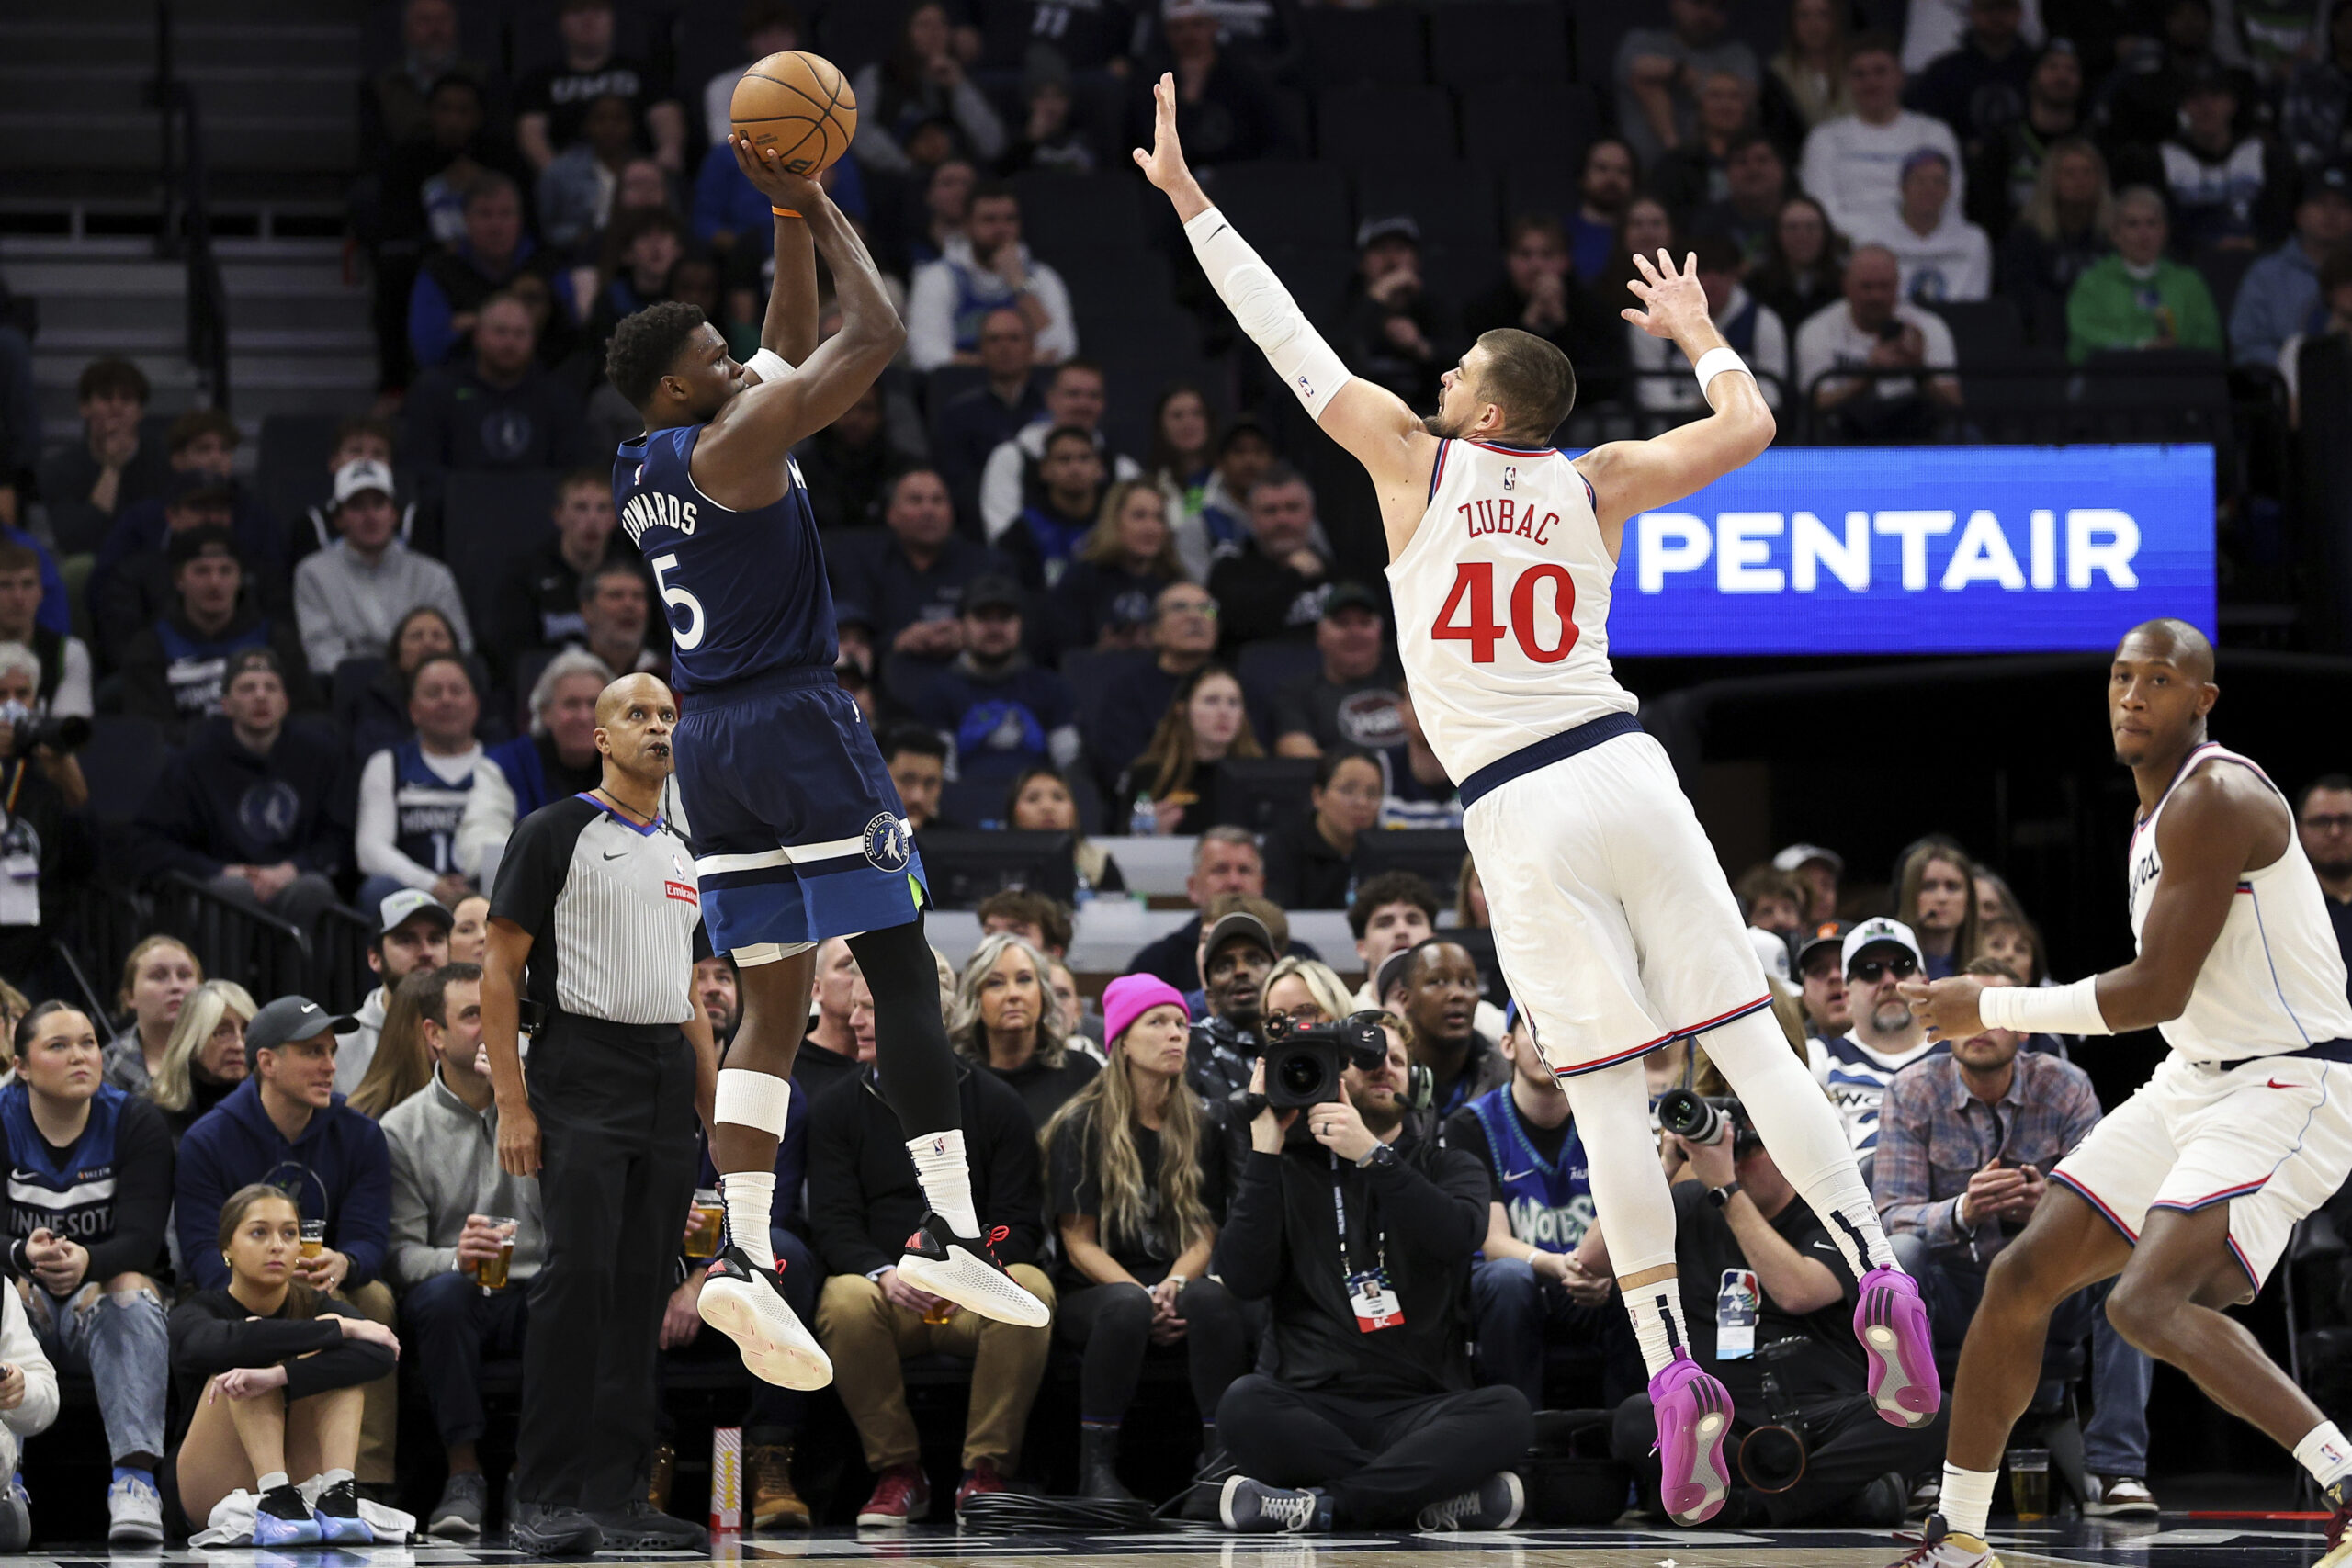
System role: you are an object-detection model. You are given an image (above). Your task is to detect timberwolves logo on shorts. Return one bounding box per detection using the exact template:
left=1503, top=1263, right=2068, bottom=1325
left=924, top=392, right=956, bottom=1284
left=862, top=813, right=912, bottom=873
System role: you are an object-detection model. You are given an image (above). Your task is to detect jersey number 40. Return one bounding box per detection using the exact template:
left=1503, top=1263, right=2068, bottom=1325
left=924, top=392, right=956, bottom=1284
left=1431, top=561, right=1579, bottom=663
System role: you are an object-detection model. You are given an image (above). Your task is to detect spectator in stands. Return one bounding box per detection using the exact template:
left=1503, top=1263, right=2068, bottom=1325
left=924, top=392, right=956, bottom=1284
left=514, top=0, right=682, bottom=175
left=1182, top=899, right=1285, bottom=1098
left=497, top=468, right=634, bottom=671
left=1086, top=582, right=1216, bottom=798
left=910, top=574, right=1081, bottom=792
left=103, top=935, right=199, bottom=1095
left=1589, top=197, right=1679, bottom=389
left=2, top=1001, right=173, bottom=1544
left=1849, top=148, right=1994, bottom=301
left=1971, top=39, right=2085, bottom=237
left=350, top=651, right=495, bottom=901
left=1117, top=663, right=1262, bottom=836
left=1617, top=0, right=1762, bottom=168
left=339, top=888, right=456, bottom=1097
left=1794, top=920, right=1855, bottom=1040
left=573, top=559, right=662, bottom=677
left=348, top=970, right=438, bottom=1120
left=1046, top=480, right=1183, bottom=658
left=1801, top=34, right=1967, bottom=236
left=404, top=293, right=594, bottom=484
left=1736, top=865, right=1809, bottom=934
left=2287, top=4, right=2352, bottom=167
left=2277, top=246, right=2352, bottom=420
left=410, top=176, right=553, bottom=369
left=1001, top=63, right=1101, bottom=176
left=1136, top=0, right=1292, bottom=167
left=795, top=939, right=865, bottom=1104
left=1450, top=1006, right=1633, bottom=1410
left=907, top=157, right=977, bottom=271
left=288, top=420, right=401, bottom=566
left=1634, top=233, right=1792, bottom=408
left=1598, top=1101, right=1936, bottom=1529
left=994, top=427, right=1107, bottom=588
left=2067, top=185, right=2225, bottom=358
left=381, top=71, right=526, bottom=252
left=978, top=889, right=1074, bottom=958
left=951, top=932, right=1100, bottom=1127
left=92, top=410, right=286, bottom=643
left=0, top=547, right=85, bottom=716
left=1262, top=750, right=1382, bottom=910
left=1216, top=1018, right=1528, bottom=1533
left=807, top=1013, right=1051, bottom=1520
left=1261, top=957, right=1355, bottom=1042
left=907, top=181, right=1076, bottom=374
left=1464, top=216, right=1610, bottom=399
left=1341, top=216, right=1453, bottom=411
left=1815, top=918, right=1941, bottom=1153
left=337, top=604, right=476, bottom=767
left=1795, top=243, right=1963, bottom=436
left=294, top=461, right=472, bottom=677
left=149, top=980, right=257, bottom=1144
left=533, top=91, right=636, bottom=254
left=1043, top=973, right=1247, bottom=1500
left=1692, top=133, right=1793, bottom=265
left=1648, top=71, right=1761, bottom=222
left=2232, top=163, right=2352, bottom=366
left=979, top=360, right=1140, bottom=545
left=794, top=386, right=914, bottom=534
left=1006, top=766, right=1127, bottom=897
left=698, top=0, right=799, bottom=142
left=1346, top=869, right=1436, bottom=996
left=1567, top=139, right=1639, bottom=284
left=447, top=892, right=489, bottom=964
left=1397, top=940, right=1506, bottom=1118
left=1907, top=0, right=2034, bottom=160
left=693, top=952, right=741, bottom=1050
left=932, top=310, right=1045, bottom=508
left=1209, top=467, right=1329, bottom=654
left=849, top=1, right=1007, bottom=179
left=1751, top=192, right=1849, bottom=338
left=380, top=961, right=541, bottom=1540
left=131, top=649, right=345, bottom=930
left=461, top=651, right=609, bottom=858
left=39, top=357, right=167, bottom=557
left=1775, top=841, right=1843, bottom=919
left=1997, top=135, right=2114, bottom=344
left=581, top=209, right=693, bottom=349
left=2295, top=776, right=2352, bottom=980
left=1120, top=829, right=1274, bottom=987
left=831, top=468, right=1009, bottom=662
left=1896, top=840, right=1979, bottom=979
left=2149, top=66, right=2290, bottom=258
left=1143, top=385, right=1220, bottom=578
left=883, top=725, right=953, bottom=833
left=93, top=480, right=242, bottom=666
left=366, top=0, right=472, bottom=153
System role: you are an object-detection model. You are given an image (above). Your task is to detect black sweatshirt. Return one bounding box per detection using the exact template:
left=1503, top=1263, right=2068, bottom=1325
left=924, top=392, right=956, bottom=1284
left=1216, top=1120, right=1488, bottom=1399
left=168, top=1290, right=394, bottom=1441
left=806, top=1062, right=1045, bottom=1279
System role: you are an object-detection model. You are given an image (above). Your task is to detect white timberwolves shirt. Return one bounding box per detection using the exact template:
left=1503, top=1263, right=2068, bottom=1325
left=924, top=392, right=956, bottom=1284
left=1387, top=438, right=1639, bottom=783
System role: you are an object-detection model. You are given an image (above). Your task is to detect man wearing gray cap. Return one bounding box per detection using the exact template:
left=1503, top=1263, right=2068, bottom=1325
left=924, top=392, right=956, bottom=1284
left=1774, top=842, right=1844, bottom=923
left=292, top=458, right=471, bottom=676
left=337, top=888, right=455, bottom=1096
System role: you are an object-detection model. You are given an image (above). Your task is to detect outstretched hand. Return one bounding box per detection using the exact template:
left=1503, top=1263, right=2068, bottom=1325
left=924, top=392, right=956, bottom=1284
left=729, top=132, right=826, bottom=216
left=1132, top=73, right=1209, bottom=220
left=1621, top=248, right=1711, bottom=342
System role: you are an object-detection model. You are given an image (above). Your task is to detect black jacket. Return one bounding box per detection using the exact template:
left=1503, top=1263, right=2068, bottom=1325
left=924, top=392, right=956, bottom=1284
left=168, top=1291, right=392, bottom=1446
left=129, top=716, right=348, bottom=882
left=1206, top=539, right=1328, bottom=653
left=806, top=1061, right=1046, bottom=1278
left=1216, top=1117, right=1488, bottom=1398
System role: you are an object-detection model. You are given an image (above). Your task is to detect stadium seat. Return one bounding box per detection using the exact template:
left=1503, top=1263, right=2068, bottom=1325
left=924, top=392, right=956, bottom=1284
left=920, top=364, right=989, bottom=425
left=1570, top=0, right=1652, bottom=90
left=1234, top=638, right=1320, bottom=727
left=1354, top=163, right=1500, bottom=252
left=82, top=716, right=164, bottom=827
left=256, top=413, right=343, bottom=540
left=1259, top=244, right=1358, bottom=330
left=1422, top=246, right=1505, bottom=313
left=677, top=2, right=753, bottom=120
left=1923, top=299, right=2025, bottom=371
left=1012, top=171, right=1146, bottom=254
left=1316, top=85, right=1458, bottom=166
left=814, top=1, right=901, bottom=75
left=1463, top=84, right=1600, bottom=175
left=1063, top=647, right=1148, bottom=725
left=1432, top=2, right=1574, bottom=86
left=507, top=0, right=663, bottom=81
left=1297, top=6, right=1429, bottom=86
left=440, top=469, right=562, bottom=649
left=1056, top=246, right=1175, bottom=321
left=2196, top=243, right=2261, bottom=330
left=1502, top=160, right=1581, bottom=228
left=1204, top=162, right=1352, bottom=248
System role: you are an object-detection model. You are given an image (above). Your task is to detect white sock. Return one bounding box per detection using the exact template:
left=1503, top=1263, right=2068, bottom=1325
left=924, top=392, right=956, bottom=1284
left=2297, top=1421, right=2352, bottom=1495
left=721, top=1170, right=776, bottom=1270
left=1704, top=1010, right=1896, bottom=1275
left=906, top=1129, right=981, bottom=1238
left=257, top=1470, right=289, bottom=1495
left=1625, top=1282, right=1693, bottom=1379
left=319, top=1467, right=354, bottom=1489
left=1939, top=1463, right=1998, bottom=1538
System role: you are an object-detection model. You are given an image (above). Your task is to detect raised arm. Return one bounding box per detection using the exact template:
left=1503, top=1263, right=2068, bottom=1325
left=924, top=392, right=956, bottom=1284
left=758, top=161, right=821, bottom=369
left=1131, top=73, right=1430, bottom=507
left=1573, top=250, right=1776, bottom=545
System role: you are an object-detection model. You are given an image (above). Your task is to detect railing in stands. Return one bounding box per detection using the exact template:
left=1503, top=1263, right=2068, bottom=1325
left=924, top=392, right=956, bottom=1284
left=158, top=872, right=308, bottom=1002
left=151, top=0, right=231, bottom=411
left=54, top=882, right=151, bottom=1032
left=313, top=905, right=377, bottom=1014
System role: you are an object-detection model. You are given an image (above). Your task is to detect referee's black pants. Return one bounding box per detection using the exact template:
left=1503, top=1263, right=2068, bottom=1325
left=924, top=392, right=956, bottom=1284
left=516, top=1013, right=698, bottom=1511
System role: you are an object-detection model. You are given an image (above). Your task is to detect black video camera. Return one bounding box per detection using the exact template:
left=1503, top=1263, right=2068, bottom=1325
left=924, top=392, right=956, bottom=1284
left=1261, top=1009, right=1391, bottom=1110
left=0, top=701, right=87, bottom=760
left=1657, top=1089, right=1762, bottom=1156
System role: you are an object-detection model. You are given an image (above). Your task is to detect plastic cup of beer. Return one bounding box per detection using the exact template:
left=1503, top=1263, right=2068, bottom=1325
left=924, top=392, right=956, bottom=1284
left=475, top=1216, right=519, bottom=1291
left=2007, top=1447, right=2051, bottom=1522
left=300, top=1219, right=325, bottom=1259
left=685, top=1189, right=725, bottom=1258
left=922, top=1296, right=957, bottom=1325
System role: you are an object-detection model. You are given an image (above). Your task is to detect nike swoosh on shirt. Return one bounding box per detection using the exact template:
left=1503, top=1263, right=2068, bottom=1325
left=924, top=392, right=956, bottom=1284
left=2267, top=1079, right=2299, bottom=1089
left=602, top=850, right=628, bottom=861
left=1503, top=1169, right=1536, bottom=1181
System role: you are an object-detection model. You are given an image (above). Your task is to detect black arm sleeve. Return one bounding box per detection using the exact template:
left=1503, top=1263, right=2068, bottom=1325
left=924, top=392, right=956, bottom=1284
left=1370, top=1145, right=1489, bottom=1266
left=280, top=1302, right=398, bottom=1402
left=1215, top=1149, right=1289, bottom=1302
left=85, top=1098, right=174, bottom=1282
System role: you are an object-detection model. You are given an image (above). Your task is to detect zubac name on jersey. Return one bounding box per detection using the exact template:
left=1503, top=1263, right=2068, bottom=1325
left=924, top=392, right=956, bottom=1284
left=621, top=490, right=697, bottom=544
left=1456, top=492, right=1563, bottom=547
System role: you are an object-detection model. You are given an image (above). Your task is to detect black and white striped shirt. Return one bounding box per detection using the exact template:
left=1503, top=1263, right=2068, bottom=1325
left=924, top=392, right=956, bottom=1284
left=490, top=792, right=710, bottom=1026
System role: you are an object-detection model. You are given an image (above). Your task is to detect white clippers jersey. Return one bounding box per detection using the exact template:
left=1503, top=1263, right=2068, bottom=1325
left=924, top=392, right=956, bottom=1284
left=2128, top=742, right=2352, bottom=1062
left=1386, top=438, right=1638, bottom=783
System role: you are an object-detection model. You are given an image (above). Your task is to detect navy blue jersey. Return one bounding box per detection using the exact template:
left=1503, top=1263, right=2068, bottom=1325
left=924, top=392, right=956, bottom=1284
left=390, top=738, right=472, bottom=874
left=613, top=423, right=836, bottom=691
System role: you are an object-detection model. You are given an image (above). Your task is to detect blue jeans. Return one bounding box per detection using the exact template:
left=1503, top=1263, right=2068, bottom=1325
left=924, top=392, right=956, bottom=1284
left=1468, top=1256, right=1641, bottom=1410
left=401, top=1267, right=532, bottom=1450
left=1889, top=1233, right=2150, bottom=1475
left=20, top=1280, right=168, bottom=1463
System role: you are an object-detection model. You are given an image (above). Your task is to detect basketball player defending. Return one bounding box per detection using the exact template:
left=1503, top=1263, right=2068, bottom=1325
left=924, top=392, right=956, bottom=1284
left=598, top=137, right=1050, bottom=1387
left=1136, top=77, right=1935, bottom=1525
left=1893, top=620, right=2352, bottom=1568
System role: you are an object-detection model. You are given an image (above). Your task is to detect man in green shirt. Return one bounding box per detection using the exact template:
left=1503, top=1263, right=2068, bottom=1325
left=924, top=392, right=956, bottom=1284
left=2065, top=186, right=2224, bottom=361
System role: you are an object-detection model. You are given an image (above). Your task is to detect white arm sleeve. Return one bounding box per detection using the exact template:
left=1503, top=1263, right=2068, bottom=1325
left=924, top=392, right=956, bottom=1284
left=1182, top=206, right=1353, bottom=419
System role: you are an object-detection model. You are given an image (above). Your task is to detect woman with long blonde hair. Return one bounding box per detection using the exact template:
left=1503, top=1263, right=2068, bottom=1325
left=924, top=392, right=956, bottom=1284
left=950, top=932, right=1099, bottom=1125
left=150, top=980, right=258, bottom=1141
left=1040, top=975, right=1246, bottom=1499
left=347, top=971, right=439, bottom=1118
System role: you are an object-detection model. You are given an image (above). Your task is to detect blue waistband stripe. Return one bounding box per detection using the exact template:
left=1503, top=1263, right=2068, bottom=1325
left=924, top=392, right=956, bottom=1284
left=1457, top=712, right=1645, bottom=809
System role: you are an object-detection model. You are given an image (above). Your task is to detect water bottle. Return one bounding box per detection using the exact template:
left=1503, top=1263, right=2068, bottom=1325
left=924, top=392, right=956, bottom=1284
left=1130, top=792, right=1156, bottom=837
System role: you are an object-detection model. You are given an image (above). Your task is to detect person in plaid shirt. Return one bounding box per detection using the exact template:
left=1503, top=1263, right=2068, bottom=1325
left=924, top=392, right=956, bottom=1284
left=1872, top=956, right=2155, bottom=1518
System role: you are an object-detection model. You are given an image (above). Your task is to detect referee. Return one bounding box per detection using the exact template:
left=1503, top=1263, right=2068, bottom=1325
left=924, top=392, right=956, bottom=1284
left=483, top=672, right=718, bottom=1556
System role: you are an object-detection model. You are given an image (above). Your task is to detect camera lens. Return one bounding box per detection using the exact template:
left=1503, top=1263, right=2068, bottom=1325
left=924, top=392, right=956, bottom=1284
left=1277, top=1051, right=1327, bottom=1099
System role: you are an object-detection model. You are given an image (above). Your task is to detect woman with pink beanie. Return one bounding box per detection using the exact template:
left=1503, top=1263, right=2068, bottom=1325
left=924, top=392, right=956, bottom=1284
left=1039, top=975, right=1251, bottom=1502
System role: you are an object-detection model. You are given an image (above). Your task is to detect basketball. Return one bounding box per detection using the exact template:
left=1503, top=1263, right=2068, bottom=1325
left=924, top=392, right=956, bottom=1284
left=729, top=50, right=857, bottom=177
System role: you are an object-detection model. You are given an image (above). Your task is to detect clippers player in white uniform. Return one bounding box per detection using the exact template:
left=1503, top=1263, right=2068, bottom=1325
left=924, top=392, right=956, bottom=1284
left=1899, top=619, right=2352, bottom=1568
left=1135, top=77, right=1937, bottom=1529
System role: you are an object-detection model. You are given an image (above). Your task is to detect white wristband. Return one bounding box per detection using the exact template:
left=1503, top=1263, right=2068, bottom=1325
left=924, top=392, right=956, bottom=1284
left=745, top=347, right=793, bottom=384
left=1692, top=346, right=1750, bottom=394
left=1978, top=976, right=2110, bottom=1037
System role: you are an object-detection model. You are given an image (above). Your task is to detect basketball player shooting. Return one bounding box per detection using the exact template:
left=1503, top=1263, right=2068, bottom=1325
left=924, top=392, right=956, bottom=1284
left=1135, top=75, right=1936, bottom=1527
left=1893, top=620, right=2352, bottom=1568
left=594, top=135, right=1050, bottom=1390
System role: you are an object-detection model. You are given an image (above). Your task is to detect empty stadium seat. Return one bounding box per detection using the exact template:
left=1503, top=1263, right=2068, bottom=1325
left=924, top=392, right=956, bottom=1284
left=1354, top=163, right=1500, bottom=252
left=1432, top=2, right=1574, bottom=86
left=1463, top=83, right=1600, bottom=174
left=82, top=716, right=164, bottom=827
left=1204, top=162, right=1352, bottom=248
left=440, top=469, right=562, bottom=648
left=256, top=413, right=343, bottom=540
left=1924, top=299, right=2026, bottom=371
left=1297, top=6, right=1429, bottom=86
left=1316, top=85, right=1458, bottom=165
left=1570, top=0, right=1652, bottom=89
left=1502, top=160, right=1581, bottom=227
left=1056, top=246, right=1176, bottom=321
left=1013, top=171, right=1146, bottom=254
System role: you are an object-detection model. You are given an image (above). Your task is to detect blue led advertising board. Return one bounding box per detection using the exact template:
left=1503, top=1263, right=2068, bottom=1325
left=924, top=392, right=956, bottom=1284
left=1587, top=445, right=2215, bottom=656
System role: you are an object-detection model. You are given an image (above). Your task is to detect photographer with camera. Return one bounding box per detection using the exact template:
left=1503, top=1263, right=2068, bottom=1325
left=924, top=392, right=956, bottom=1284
left=1213, top=1011, right=1532, bottom=1533
left=1597, top=1089, right=1944, bottom=1528
left=0, top=641, right=91, bottom=979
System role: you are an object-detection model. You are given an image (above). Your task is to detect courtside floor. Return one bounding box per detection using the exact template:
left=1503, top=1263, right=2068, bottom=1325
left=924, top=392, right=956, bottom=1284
left=23, top=1520, right=2346, bottom=1568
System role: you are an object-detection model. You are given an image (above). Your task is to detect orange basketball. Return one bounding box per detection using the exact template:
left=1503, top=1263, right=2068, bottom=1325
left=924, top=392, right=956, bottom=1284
left=730, top=50, right=857, bottom=177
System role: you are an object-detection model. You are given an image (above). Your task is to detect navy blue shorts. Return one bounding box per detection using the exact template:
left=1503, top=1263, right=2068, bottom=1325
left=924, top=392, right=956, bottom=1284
left=673, top=666, right=926, bottom=956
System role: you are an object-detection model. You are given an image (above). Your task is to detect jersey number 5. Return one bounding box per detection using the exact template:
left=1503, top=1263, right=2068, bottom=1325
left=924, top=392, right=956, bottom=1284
left=1431, top=561, right=1578, bottom=663
left=650, top=553, right=706, bottom=651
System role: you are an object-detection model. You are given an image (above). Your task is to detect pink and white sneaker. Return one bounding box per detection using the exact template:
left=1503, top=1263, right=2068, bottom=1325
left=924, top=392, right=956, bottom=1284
left=1649, top=1351, right=1733, bottom=1526
left=1857, top=1268, right=1941, bottom=1428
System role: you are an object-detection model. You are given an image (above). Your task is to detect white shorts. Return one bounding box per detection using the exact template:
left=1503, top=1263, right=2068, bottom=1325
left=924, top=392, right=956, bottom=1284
left=1464, top=728, right=1771, bottom=1077
left=2052, top=1049, right=2352, bottom=1297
